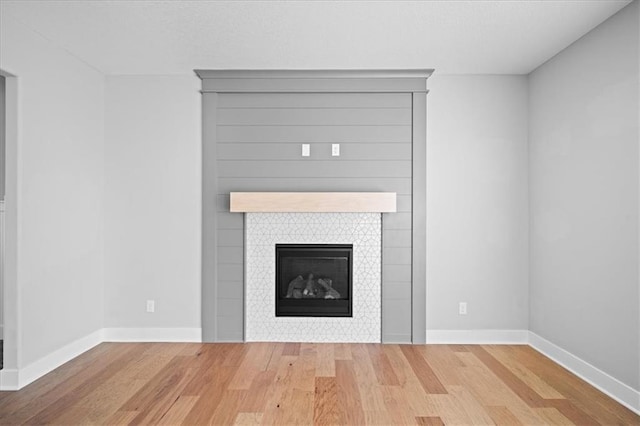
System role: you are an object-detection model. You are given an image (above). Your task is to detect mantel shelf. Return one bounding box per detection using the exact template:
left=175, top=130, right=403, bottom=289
left=230, top=192, right=396, bottom=213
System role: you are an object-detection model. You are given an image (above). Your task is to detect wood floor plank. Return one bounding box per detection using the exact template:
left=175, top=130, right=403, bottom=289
left=512, top=345, right=639, bottom=425
left=367, top=344, right=400, bottom=386
left=535, top=406, right=575, bottom=425
left=15, top=344, right=149, bottom=425
left=381, top=384, right=421, bottom=425
left=315, top=343, right=336, bottom=377
left=0, top=342, right=636, bottom=426
left=156, top=395, right=199, bottom=425
left=335, top=360, right=366, bottom=425
left=350, top=344, right=394, bottom=425
left=228, top=342, right=275, bottom=390
left=446, top=384, right=496, bottom=425
left=313, top=377, right=340, bottom=426
left=333, top=343, right=352, bottom=360
left=484, top=345, right=565, bottom=400
left=399, top=345, right=447, bottom=394
left=237, top=370, right=277, bottom=412
left=418, top=345, right=464, bottom=386
left=259, top=355, right=299, bottom=425
left=282, top=342, right=301, bottom=356
left=485, top=405, right=523, bottom=425
left=415, top=416, right=445, bottom=426
left=233, top=412, right=263, bottom=425
left=471, top=346, right=601, bottom=425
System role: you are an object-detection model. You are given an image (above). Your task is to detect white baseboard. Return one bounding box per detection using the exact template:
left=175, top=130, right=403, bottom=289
left=529, top=332, right=640, bottom=415
left=6, top=329, right=103, bottom=390
left=0, top=369, right=19, bottom=390
left=103, top=327, right=202, bottom=342
left=426, top=329, right=529, bottom=344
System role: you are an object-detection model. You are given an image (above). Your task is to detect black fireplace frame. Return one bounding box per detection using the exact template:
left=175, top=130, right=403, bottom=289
left=275, top=244, right=353, bottom=317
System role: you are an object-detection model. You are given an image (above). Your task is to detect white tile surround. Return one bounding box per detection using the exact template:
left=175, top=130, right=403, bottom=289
left=245, top=213, right=382, bottom=342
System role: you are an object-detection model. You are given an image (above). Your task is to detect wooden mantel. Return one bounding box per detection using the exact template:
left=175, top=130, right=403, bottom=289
left=230, top=192, right=396, bottom=213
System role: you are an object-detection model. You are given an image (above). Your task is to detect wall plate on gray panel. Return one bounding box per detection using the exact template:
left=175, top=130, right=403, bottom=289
left=197, top=69, right=432, bottom=343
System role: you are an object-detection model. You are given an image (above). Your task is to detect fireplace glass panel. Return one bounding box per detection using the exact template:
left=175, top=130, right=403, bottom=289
left=275, top=244, right=353, bottom=317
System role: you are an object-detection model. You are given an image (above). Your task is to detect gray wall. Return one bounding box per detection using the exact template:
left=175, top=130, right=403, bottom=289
left=212, top=92, right=415, bottom=342
left=0, top=75, right=5, bottom=199
left=529, top=1, right=639, bottom=391
left=426, top=75, right=529, bottom=331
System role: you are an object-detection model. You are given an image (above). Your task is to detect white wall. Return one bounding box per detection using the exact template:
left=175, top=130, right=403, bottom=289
left=426, top=75, right=529, bottom=332
left=529, top=0, right=639, bottom=391
left=0, top=16, right=105, bottom=368
left=104, top=76, right=201, bottom=330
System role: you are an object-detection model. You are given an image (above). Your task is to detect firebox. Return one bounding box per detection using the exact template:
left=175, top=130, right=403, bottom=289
left=275, top=244, right=353, bottom=317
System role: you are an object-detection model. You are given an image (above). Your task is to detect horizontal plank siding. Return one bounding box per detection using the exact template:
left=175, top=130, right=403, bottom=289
left=218, top=160, right=411, bottom=178
left=217, top=125, right=411, bottom=143
left=217, top=92, right=410, bottom=108
left=217, top=108, right=411, bottom=126
left=215, top=92, right=413, bottom=342
left=218, top=178, right=412, bottom=195
left=218, top=142, right=412, bottom=161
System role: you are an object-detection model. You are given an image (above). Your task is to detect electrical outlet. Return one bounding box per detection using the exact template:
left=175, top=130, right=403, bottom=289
left=302, top=144, right=310, bottom=157
left=331, top=143, right=340, bottom=156
left=459, top=302, right=467, bottom=315
left=146, top=300, right=155, bottom=313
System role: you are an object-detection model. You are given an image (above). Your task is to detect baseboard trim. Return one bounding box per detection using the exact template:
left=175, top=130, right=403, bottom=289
left=426, top=329, right=529, bottom=344
left=11, top=329, right=103, bottom=390
left=103, top=327, right=202, bottom=342
left=0, top=369, right=19, bottom=390
left=528, top=332, right=640, bottom=415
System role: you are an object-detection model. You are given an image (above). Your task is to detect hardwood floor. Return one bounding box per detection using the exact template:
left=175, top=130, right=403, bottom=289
left=0, top=343, right=637, bottom=425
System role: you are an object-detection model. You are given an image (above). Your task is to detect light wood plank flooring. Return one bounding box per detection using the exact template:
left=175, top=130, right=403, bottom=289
left=0, top=343, right=637, bottom=425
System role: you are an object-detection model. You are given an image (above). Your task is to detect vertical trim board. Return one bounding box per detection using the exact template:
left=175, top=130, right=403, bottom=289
left=202, top=93, right=218, bottom=342
left=411, top=93, right=427, bottom=344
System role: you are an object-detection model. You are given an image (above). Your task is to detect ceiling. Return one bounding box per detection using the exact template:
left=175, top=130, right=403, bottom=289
left=0, top=0, right=632, bottom=75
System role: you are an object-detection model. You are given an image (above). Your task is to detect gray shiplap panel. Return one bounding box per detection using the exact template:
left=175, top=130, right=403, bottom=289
left=217, top=125, right=411, bottom=143
left=218, top=143, right=412, bottom=161
left=383, top=300, right=412, bottom=335
left=382, top=247, right=412, bottom=265
left=218, top=108, right=411, bottom=126
left=217, top=298, right=243, bottom=317
left=218, top=281, right=244, bottom=299
left=218, top=264, right=243, bottom=281
left=217, top=194, right=230, bottom=211
left=203, top=89, right=425, bottom=344
left=218, top=160, right=411, bottom=179
left=218, top=92, right=411, bottom=108
left=383, top=229, right=412, bottom=247
left=383, top=213, right=412, bottom=230
left=382, top=282, right=412, bottom=300
left=218, top=247, right=244, bottom=264
left=396, top=195, right=411, bottom=212
left=218, top=229, right=244, bottom=247
left=383, top=265, right=412, bottom=282
left=216, top=316, right=244, bottom=341
left=218, top=177, right=412, bottom=195
left=218, top=212, right=243, bottom=229
left=218, top=213, right=243, bottom=229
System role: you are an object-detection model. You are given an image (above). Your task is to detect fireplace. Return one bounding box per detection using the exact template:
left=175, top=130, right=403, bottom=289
left=245, top=212, right=381, bottom=342
left=275, top=244, right=353, bottom=317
